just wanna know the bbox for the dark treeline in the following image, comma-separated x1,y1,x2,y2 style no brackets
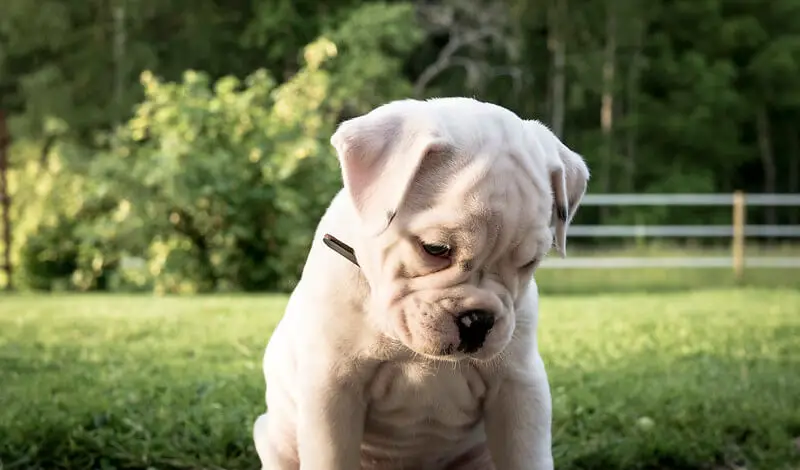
1,0,798,292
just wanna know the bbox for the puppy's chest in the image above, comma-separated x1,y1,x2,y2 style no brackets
366,360,488,433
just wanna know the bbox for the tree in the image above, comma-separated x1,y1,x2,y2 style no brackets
69,2,425,293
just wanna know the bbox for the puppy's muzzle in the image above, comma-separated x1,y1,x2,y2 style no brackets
456,309,495,354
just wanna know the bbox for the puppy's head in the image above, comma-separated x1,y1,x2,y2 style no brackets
331,98,589,361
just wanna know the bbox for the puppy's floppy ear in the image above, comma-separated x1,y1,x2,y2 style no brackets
524,120,590,257
549,141,589,257
330,102,450,235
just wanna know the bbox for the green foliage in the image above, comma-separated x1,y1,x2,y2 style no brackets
1,139,91,290
17,217,79,291
3,0,800,291
101,58,338,293
1,289,799,468
5,2,424,293
323,2,425,111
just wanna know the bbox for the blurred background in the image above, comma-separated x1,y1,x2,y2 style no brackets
0,0,798,469
1,0,799,294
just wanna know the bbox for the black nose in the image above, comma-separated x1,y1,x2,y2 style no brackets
456,309,495,354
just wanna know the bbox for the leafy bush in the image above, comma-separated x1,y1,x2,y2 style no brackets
39,2,424,294
18,218,79,291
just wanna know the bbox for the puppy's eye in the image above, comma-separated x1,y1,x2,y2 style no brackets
421,243,451,258
521,258,539,270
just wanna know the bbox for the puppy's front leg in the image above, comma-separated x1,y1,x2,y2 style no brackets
483,353,554,470
296,362,365,470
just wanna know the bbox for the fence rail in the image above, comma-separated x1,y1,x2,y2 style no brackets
541,192,800,276
567,225,800,237
542,257,800,269
578,193,800,206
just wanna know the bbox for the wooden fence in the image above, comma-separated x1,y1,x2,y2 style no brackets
541,192,800,280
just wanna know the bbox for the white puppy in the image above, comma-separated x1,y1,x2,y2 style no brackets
252,97,589,470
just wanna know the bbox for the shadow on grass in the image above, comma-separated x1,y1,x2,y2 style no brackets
0,338,265,470
546,351,800,470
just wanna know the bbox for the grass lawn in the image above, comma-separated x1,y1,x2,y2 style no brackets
1,284,799,469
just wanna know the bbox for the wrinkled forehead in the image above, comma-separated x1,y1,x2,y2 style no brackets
402,151,553,259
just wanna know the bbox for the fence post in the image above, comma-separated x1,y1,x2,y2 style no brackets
732,190,746,282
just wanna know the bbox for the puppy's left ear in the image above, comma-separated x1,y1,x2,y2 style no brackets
525,120,590,257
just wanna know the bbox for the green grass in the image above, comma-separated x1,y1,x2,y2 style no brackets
533,243,800,295
1,286,799,469
534,266,800,295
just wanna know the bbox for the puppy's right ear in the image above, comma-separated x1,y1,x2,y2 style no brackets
331,102,449,235
549,139,590,258
523,119,590,257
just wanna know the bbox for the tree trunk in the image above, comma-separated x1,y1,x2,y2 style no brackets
35,135,57,176
171,208,219,291
788,124,799,225
112,0,127,136
755,105,777,226
0,111,11,291
624,16,644,192
599,0,617,220
548,0,567,138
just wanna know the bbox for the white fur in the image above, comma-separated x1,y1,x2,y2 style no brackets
253,97,589,470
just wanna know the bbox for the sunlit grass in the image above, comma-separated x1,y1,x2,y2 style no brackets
535,242,800,294
1,286,799,469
